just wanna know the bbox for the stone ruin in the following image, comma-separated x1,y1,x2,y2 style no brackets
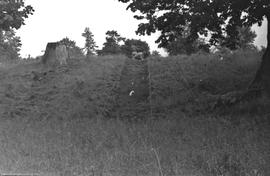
42,42,68,66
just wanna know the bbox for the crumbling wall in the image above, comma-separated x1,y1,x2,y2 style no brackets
42,42,68,65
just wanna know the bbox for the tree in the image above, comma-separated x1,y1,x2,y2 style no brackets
82,27,97,56
121,39,150,58
98,30,125,55
237,26,257,50
0,29,22,59
59,37,77,49
0,0,34,31
164,25,209,55
166,36,210,55
151,50,161,57
0,0,33,60
118,0,270,96
59,37,84,58
221,26,257,50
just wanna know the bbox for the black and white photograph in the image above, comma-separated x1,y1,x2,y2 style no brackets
0,0,269,175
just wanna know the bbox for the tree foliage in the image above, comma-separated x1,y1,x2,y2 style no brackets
98,30,125,55
236,26,257,50
151,50,161,57
82,27,97,56
165,26,210,55
118,0,269,49
59,37,77,49
166,36,210,55
0,29,21,59
0,0,34,31
221,26,257,50
59,37,84,58
121,39,150,58
0,0,33,60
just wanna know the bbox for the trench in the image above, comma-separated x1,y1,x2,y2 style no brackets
115,58,151,120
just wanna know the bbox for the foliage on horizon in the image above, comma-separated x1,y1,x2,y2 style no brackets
98,30,125,56
0,0,34,31
59,37,77,49
121,39,150,58
59,37,84,57
151,50,161,57
166,25,256,55
82,27,97,56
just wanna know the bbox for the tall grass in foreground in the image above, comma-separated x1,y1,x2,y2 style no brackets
0,115,269,176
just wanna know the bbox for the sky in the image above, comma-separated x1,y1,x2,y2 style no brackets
17,0,268,58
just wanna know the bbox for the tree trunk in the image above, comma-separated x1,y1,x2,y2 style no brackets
249,14,270,97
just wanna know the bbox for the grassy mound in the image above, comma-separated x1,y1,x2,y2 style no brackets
149,50,269,116
0,55,125,174
146,50,270,176
0,56,125,120
0,52,269,176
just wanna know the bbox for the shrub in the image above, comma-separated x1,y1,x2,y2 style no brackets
121,39,150,58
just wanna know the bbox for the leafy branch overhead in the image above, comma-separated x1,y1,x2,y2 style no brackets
0,0,34,31
118,0,269,48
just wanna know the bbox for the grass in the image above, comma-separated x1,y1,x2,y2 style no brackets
0,55,126,174
148,50,269,116
147,50,270,176
0,51,269,176
2,113,269,176
0,55,125,120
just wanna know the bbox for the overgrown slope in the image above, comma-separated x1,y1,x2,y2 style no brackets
149,50,269,116
0,56,126,174
0,56,125,120
0,52,269,176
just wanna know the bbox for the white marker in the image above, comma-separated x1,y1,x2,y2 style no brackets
129,90,135,96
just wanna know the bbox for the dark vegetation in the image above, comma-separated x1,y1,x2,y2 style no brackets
120,39,150,58
0,28,22,60
0,0,33,61
97,30,151,59
0,0,34,31
97,30,125,56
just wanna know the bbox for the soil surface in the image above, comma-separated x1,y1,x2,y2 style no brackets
116,58,150,120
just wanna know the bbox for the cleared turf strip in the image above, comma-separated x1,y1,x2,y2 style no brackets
116,58,150,120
